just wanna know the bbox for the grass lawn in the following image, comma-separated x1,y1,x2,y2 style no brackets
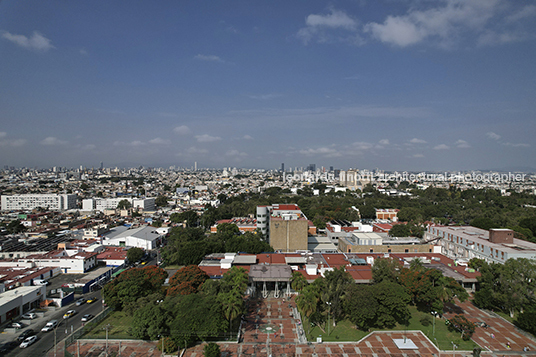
83,311,134,339
494,310,515,323
307,306,479,351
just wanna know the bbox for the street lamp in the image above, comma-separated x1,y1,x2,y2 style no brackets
326,302,332,336
451,341,457,357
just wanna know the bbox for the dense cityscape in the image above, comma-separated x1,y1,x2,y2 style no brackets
0,164,535,356
2,0,536,356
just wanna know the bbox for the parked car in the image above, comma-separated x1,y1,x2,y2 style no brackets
81,314,93,322
76,297,86,306
21,312,37,320
7,322,25,329
63,310,76,319
41,320,58,332
19,335,37,348
0,341,18,353
17,329,35,342
86,297,98,304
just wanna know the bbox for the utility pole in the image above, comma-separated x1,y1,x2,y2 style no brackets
326,302,332,336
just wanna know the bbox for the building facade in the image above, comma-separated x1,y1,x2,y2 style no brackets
425,226,536,264
1,194,77,211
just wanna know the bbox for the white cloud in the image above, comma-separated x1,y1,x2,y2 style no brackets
379,139,390,145
2,31,55,51
187,147,208,155
195,134,221,143
243,135,254,140
41,137,67,145
486,132,501,140
297,9,360,45
434,144,450,150
413,154,425,158
248,94,281,100
363,0,502,48
299,147,342,158
149,137,170,145
0,136,26,147
455,139,471,148
194,54,224,62
79,48,88,55
82,144,96,150
173,125,191,135
506,5,536,22
502,142,530,148
409,138,427,144
365,16,425,47
350,141,374,150
226,149,247,157
305,10,357,30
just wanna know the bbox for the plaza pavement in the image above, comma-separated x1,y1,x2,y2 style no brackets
62,297,536,357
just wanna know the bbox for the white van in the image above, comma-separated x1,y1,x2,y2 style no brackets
33,279,48,286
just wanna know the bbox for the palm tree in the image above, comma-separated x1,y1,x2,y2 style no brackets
296,286,319,335
291,271,308,292
220,291,243,337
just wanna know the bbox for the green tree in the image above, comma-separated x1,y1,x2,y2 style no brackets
204,342,221,357
219,290,243,337
167,265,209,296
6,220,26,234
117,199,132,210
447,315,475,340
322,266,353,325
170,210,199,227
389,224,411,237
169,293,226,348
103,265,167,310
371,258,400,284
127,247,144,263
296,284,320,334
129,303,167,340
155,195,169,207
373,281,411,328
344,284,378,330
220,267,249,294
290,271,308,292
514,306,536,335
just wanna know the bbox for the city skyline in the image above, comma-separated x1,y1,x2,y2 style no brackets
1,0,535,171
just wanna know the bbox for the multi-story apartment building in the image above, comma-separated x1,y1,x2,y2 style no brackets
1,194,77,211
82,197,155,212
425,225,536,264
256,204,310,252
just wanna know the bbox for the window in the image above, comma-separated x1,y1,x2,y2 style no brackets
405,249,409,253
387,249,391,253
369,249,374,253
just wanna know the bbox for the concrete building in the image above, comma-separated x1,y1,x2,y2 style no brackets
0,285,46,323
82,197,155,212
375,208,399,221
257,204,310,252
1,194,77,211
210,217,257,234
338,232,433,254
102,225,163,249
425,226,536,264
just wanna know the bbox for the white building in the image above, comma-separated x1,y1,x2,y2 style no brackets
82,197,155,212
425,226,536,264
18,250,98,274
0,285,46,322
102,225,163,249
1,194,77,211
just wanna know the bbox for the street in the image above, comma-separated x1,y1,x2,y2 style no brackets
2,290,104,357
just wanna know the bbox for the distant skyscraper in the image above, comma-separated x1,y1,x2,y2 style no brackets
100,162,104,170
281,163,284,172
308,164,316,172
330,166,334,172
194,162,197,171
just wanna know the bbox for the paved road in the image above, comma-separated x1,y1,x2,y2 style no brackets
3,290,104,357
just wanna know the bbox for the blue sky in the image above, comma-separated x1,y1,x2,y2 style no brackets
1,0,535,171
